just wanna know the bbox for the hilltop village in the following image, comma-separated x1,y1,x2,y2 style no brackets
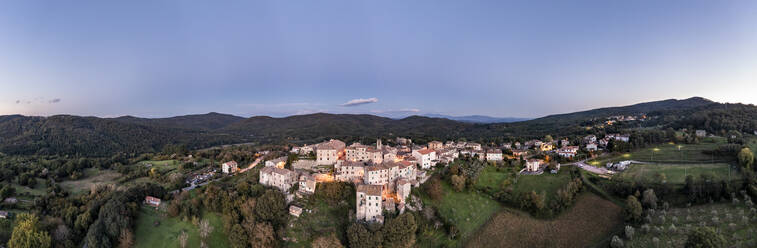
214,133,632,225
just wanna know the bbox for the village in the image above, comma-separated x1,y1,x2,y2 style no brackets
167,132,637,226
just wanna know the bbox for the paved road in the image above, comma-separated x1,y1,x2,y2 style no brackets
240,157,263,173
569,160,613,175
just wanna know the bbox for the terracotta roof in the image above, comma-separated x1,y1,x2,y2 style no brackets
417,148,435,155
357,184,383,196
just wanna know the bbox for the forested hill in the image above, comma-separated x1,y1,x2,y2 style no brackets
111,112,245,130
1,97,755,157
0,115,245,156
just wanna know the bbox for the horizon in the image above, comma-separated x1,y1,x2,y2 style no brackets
1,1,756,118
0,96,733,120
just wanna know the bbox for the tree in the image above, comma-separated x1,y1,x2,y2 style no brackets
382,213,418,248
610,235,624,248
178,231,189,248
199,219,214,241
250,222,276,248
8,213,52,248
450,175,465,192
684,227,725,248
738,147,754,170
118,229,134,248
312,234,344,248
624,195,643,223
255,190,287,226
347,223,382,248
642,189,658,209
424,177,443,201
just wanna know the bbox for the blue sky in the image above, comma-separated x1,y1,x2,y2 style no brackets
1,1,756,118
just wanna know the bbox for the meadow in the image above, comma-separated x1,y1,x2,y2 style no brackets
466,193,623,248
615,163,740,184
284,198,351,247
133,206,229,248
622,200,757,248
588,138,730,166
511,168,573,204
59,168,122,194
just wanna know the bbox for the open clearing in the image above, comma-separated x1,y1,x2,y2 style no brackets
285,198,351,247
589,139,730,166
59,168,122,194
511,168,573,204
615,163,739,184
419,182,502,247
134,206,229,248
466,193,623,248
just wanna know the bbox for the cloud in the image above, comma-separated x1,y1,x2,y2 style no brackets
15,100,20,104
341,98,378,107
49,98,61,104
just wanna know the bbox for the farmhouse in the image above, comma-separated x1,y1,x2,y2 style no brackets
356,184,384,223
316,139,346,165
260,167,298,192
695,130,707,137
221,161,239,174
525,159,543,172
298,174,317,195
289,205,303,217
144,196,161,207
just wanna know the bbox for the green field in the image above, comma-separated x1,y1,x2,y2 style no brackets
589,139,730,166
7,178,47,197
60,168,122,195
419,182,502,247
134,207,229,248
475,166,516,190
284,199,351,247
137,160,182,171
512,169,573,203
615,163,739,184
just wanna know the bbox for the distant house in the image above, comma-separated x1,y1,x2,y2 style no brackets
412,148,437,169
222,161,239,174
466,142,482,151
3,197,18,204
292,159,317,171
557,146,579,158
356,184,384,223
525,159,543,172
289,205,303,217
485,149,503,161
298,174,317,195
260,167,298,192
695,130,707,137
584,135,597,144
0,210,8,219
538,142,554,152
145,196,161,208
265,157,287,169
586,143,598,151
396,179,413,204
316,139,346,165
428,141,444,150
560,139,570,147
512,149,528,158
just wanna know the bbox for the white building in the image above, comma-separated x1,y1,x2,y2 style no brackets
298,174,317,195
428,141,444,150
316,139,346,165
265,157,287,168
695,130,707,137
345,143,383,163
466,142,482,151
356,184,384,223
584,135,597,144
525,159,543,172
260,167,298,192
412,148,437,169
586,143,598,151
557,146,579,158
396,179,413,204
335,161,367,182
485,149,503,161
222,161,238,174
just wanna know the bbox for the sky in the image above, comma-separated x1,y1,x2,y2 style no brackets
1,1,756,118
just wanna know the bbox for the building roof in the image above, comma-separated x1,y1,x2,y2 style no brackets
417,148,435,155
261,166,296,176
357,184,383,196
486,149,501,154
316,139,346,150
223,161,238,166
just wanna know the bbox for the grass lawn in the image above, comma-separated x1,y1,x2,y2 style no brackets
7,178,47,197
134,207,229,248
284,198,351,247
419,182,502,247
511,169,573,203
474,166,515,190
466,193,623,248
59,168,122,195
615,163,740,184
138,160,181,171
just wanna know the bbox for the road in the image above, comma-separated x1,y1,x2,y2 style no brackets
176,157,264,193
568,159,613,175
240,157,263,173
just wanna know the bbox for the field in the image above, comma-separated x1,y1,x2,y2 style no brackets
284,198,351,247
511,168,573,203
588,138,730,166
474,166,515,190
7,178,47,197
59,168,122,194
623,201,757,247
134,207,229,248
419,182,502,247
615,163,739,184
466,193,623,248
137,160,182,171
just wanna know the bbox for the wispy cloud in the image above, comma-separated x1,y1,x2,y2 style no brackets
49,98,61,104
341,98,378,107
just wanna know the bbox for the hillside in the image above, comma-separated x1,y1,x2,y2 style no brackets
111,112,244,130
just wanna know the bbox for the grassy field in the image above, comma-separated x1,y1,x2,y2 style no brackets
511,169,573,203
137,160,181,171
466,193,624,248
624,201,757,247
7,178,47,197
59,168,122,195
615,163,740,184
475,166,515,190
284,198,351,247
588,139,730,166
419,182,502,247
134,207,229,248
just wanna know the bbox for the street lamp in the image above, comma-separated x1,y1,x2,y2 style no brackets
652,148,660,161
